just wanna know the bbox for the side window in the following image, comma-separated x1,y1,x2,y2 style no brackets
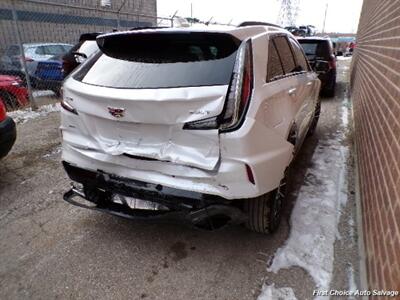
274,36,297,74
35,46,45,55
289,38,309,72
267,39,285,82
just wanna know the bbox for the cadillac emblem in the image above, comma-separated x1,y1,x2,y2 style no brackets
108,107,125,118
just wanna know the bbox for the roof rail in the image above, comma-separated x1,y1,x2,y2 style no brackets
238,21,282,28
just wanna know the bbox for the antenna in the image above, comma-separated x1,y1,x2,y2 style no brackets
277,0,300,27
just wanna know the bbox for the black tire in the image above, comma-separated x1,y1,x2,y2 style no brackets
307,100,321,137
244,175,287,234
0,92,18,111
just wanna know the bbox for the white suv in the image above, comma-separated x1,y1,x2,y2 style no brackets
61,24,321,233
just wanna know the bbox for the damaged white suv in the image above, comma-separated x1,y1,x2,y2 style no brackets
61,23,321,233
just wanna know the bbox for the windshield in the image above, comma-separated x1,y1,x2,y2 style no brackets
73,32,239,89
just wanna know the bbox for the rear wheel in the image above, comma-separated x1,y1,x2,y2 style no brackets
244,174,287,234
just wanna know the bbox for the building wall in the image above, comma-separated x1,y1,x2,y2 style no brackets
351,0,400,291
0,0,157,53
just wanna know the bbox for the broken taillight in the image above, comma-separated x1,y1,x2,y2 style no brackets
183,39,254,131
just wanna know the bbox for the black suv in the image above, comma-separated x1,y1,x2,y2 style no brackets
298,37,337,97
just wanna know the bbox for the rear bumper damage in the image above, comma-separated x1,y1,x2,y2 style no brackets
63,161,246,228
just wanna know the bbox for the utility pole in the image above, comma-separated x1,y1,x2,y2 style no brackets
322,2,328,34
117,0,129,30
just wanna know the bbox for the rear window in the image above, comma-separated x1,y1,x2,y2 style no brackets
73,32,240,89
299,40,331,60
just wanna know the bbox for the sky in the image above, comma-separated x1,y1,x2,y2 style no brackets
157,0,363,33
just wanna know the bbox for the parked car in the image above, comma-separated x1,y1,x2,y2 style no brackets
34,56,64,96
61,25,321,234
0,75,29,111
62,33,101,77
0,43,73,87
298,37,337,97
0,99,16,159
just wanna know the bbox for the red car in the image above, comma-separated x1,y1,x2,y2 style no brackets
0,75,29,111
0,99,16,159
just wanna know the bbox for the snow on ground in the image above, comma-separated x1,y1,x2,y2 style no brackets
336,56,352,61
257,284,298,300
347,263,357,300
267,134,349,293
265,101,350,298
8,103,60,124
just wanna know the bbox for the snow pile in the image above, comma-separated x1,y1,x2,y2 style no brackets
8,103,60,124
43,145,62,158
257,284,298,300
267,135,348,293
336,56,352,61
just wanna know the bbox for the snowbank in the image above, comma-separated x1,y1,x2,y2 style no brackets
265,101,350,298
8,103,60,124
258,284,297,300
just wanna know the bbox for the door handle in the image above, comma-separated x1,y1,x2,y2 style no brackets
306,81,313,86
288,88,297,96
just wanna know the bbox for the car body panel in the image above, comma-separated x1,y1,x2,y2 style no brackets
63,79,229,170
0,100,16,159
61,26,320,200
0,75,29,108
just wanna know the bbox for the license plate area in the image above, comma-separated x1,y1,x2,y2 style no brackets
111,194,169,211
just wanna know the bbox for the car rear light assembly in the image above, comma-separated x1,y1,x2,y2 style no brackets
329,57,337,70
61,96,78,115
0,100,7,121
183,39,254,131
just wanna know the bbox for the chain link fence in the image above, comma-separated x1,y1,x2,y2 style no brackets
0,0,170,111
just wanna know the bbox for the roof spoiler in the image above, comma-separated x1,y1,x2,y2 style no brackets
79,32,103,42
238,21,282,28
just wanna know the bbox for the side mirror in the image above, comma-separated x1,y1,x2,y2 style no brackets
314,60,329,73
72,52,87,64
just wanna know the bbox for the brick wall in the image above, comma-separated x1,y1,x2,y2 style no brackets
351,0,400,291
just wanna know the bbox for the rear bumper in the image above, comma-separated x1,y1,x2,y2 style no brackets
0,117,16,158
63,161,229,209
318,69,336,91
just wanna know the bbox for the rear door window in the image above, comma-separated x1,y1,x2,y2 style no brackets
289,38,309,72
267,39,285,82
273,36,297,74
74,32,239,89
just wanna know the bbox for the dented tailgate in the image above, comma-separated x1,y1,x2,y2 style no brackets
64,80,229,170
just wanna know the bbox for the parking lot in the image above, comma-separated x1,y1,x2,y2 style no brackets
0,59,360,299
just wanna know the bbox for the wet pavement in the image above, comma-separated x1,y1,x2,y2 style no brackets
0,59,360,300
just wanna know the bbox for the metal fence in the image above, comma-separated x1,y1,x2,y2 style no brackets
0,0,169,111
0,0,234,111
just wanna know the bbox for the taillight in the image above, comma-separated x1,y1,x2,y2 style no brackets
183,39,254,131
328,57,336,70
220,39,253,131
0,100,7,121
61,96,78,115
